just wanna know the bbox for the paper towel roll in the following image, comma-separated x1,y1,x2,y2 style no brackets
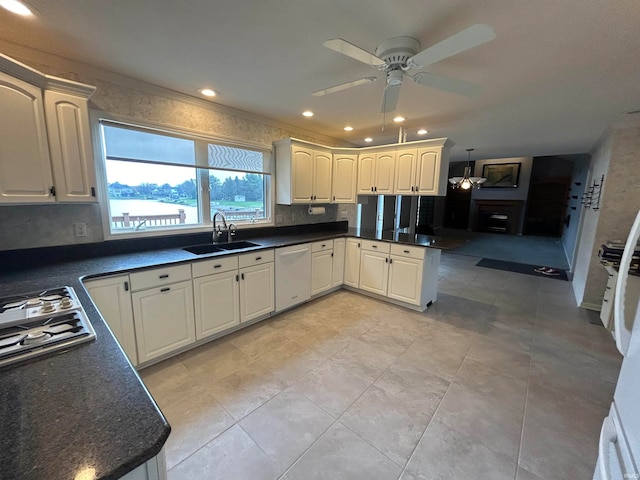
308,206,326,215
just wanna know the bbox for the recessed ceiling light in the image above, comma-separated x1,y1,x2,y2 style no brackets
417,129,428,135
0,0,33,15
198,88,218,97
364,137,373,143
344,126,354,132
393,116,405,123
302,110,314,117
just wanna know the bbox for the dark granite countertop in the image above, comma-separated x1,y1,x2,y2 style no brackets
0,221,448,480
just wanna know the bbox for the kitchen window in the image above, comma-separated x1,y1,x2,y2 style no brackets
98,120,272,236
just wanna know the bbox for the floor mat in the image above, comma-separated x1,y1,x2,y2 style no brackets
476,258,569,280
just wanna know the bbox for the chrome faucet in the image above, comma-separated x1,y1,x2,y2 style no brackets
212,211,228,243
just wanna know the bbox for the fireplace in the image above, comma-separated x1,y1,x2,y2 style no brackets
474,200,524,235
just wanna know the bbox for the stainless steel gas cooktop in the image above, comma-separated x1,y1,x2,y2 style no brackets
0,286,96,368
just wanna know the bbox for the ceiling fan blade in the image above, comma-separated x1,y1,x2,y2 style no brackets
323,38,386,67
408,24,496,68
312,76,377,96
380,84,400,113
413,72,482,96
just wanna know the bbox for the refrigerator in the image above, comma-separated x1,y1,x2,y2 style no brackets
594,208,640,479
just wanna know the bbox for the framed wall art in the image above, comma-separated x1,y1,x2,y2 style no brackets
481,163,521,188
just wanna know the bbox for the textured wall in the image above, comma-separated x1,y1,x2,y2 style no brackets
0,42,356,251
572,123,640,308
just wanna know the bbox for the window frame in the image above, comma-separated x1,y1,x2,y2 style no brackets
92,114,274,240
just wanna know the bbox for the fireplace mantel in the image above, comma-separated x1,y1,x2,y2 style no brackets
473,200,525,235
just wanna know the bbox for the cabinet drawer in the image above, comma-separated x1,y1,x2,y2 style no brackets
361,239,391,254
239,249,274,268
390,244,425,260
192,255,239,278
312,240,333,253
130,264,192,291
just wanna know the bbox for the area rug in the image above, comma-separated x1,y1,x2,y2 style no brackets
476,258,569,281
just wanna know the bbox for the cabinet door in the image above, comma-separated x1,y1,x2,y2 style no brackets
344,239,361,287
359,250,389,296
394,149,417,195
375,151,396,194
357,153,376,194
193,270,240,339
239,262,275,323
0,71,54,203
44,90,97,202
85,275,137,365
388,256,424,306
332,154,357,203
313,150,332,203
415,147,440,195
132,280,196,363
311,250,333,295
291,146,314,203
332,238,346,287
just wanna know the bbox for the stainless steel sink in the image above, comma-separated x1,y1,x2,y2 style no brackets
183,241,260,255
216,241,260,250
183,244,224,255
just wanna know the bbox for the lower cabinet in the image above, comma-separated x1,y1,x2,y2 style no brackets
311,241,334,296
239,250,275,323
344,238,361,287
84,274,138,366
192,255,240,339
355,240,440,310
131,280,196,364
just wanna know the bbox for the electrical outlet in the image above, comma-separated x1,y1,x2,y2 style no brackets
74,223,88,237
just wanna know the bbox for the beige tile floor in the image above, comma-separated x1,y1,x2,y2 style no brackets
140,252,622,480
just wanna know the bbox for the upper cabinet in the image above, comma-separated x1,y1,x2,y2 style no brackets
275,137,451,202
275,139,332,204
0,53,97,204
332,152,357,203
394,140,451,196
356,149,396,195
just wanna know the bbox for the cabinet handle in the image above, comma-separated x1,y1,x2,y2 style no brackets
374,186,377,192
411,186,414,192
160,287,170,293
214,264,222,269
124,281,129,291
372,245,378,248
256,256,262,261
159,274,169,279
236,274,239,281
91,187,96,197
389,258,393,264
403,250,410,254
311,195,313,200
321,244,326,247
371,187,374,192
331,252,334,257
416,185,419,190
385,257,388,263
49,186,56,196
603,299,609,302
241,273,245,280
333,195,336,201
357,243,360,248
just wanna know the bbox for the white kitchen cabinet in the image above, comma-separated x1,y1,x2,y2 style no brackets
192,256,240,339
393,141,451,196
387,252,424,306
311,241,334,296
332,153,357,203
44,90,97,202
358,240,391,296
0,54,97,204
332,238,346,287
357,150,395,194
275,139,332,204
0,70,54,203
84,274,138,366
344,238,361,287
131,266,195,364
415,144,450,196
239,250,275,323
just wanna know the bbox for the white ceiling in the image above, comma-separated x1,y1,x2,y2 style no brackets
2,0,640,161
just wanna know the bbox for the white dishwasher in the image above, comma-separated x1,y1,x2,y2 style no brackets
275,243,311,312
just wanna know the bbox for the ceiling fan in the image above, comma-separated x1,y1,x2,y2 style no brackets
313,24,496,113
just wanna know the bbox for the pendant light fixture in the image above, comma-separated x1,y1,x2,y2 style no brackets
448,148,486,190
